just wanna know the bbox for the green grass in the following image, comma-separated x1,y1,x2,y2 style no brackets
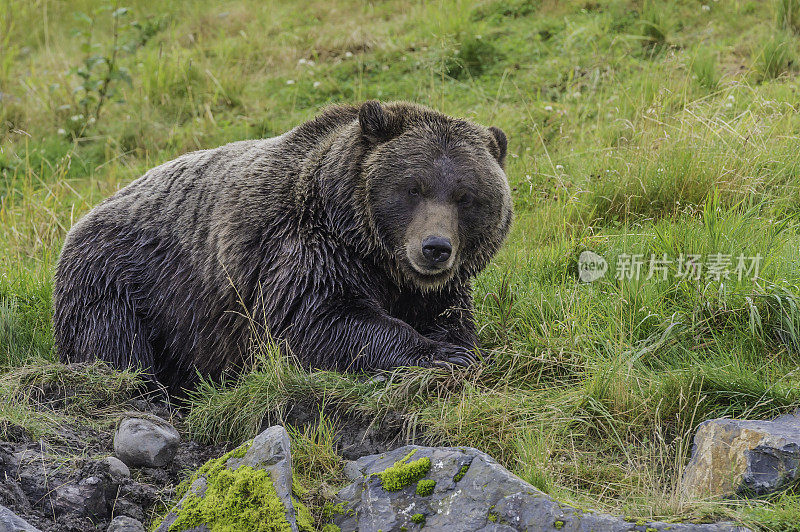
0,360,145,446
3,0,800,529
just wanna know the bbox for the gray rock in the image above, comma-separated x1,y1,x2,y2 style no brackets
114,416,180,468
681,412,800,497
52,476,108,518
0,504,41,532
111,498,144,522
154,425,300,532
334,445,748,532
103,457,131,480
107,515,145,532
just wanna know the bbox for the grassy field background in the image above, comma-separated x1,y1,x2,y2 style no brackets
3,0,800,528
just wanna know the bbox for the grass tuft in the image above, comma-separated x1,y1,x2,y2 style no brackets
753,33,796,82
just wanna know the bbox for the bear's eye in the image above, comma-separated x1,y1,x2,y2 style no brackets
458,193,474,207
408,186,421,197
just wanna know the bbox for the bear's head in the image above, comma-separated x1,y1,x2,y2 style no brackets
360,101,512,291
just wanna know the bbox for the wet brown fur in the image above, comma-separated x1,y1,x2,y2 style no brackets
53,101,512,393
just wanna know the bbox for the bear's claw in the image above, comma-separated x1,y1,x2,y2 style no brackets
429,344,478,368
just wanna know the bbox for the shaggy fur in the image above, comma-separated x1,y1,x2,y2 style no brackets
53,101,512,393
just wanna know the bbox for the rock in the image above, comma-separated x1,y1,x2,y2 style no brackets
107,515,145,532
114,416,180,468
0,447,30,514
103,457,131,480
0,504,41,532
334,445,748,532
52,476,109,518
682,412,800,497
111,498,145,523
153,426,304,532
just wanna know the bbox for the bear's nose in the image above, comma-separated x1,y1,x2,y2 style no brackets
421,236,452,264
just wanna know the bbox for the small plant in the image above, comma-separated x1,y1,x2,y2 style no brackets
453,463,470,482
446,33,502,79
67,4,159,137
777,0,800,32
691,47,719,90
638,1,669,55
415,479,436,496
376,450,432,491
753,33,796,82
411,513,426,525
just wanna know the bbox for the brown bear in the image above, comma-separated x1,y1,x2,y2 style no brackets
53,101,512,393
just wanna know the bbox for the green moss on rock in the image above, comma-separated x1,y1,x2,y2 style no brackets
453,463,469,482
416,479,436,496
554,520,564,529
322,501,352,519
293,496,314,532
376,450,431,492
321,525,341,532
175,442,252,501
169,465,291,532
411,513,425,525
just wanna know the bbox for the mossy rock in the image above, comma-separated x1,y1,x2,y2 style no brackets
154,426,306,532
331,445,745,532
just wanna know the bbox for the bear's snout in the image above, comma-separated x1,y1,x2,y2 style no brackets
421,236,452,264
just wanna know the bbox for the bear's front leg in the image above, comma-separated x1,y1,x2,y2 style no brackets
409,285,480,350
286,297,476,372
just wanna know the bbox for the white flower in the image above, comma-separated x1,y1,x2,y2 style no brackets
57,128,66,135
286,79,295,85
313,81,321,88
544,105,553,111
701,4,710,11
727,94,735,101
298,58,307,65
556,164,564,171
70,114,83,122
345,51,353,58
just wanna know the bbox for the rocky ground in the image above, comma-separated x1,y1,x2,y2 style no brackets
0,398,228,532
1,375,797,532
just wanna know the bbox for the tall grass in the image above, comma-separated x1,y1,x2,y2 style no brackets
2,0,800,527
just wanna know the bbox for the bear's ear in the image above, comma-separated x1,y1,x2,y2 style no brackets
359,100,392,144
488,126,507,167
